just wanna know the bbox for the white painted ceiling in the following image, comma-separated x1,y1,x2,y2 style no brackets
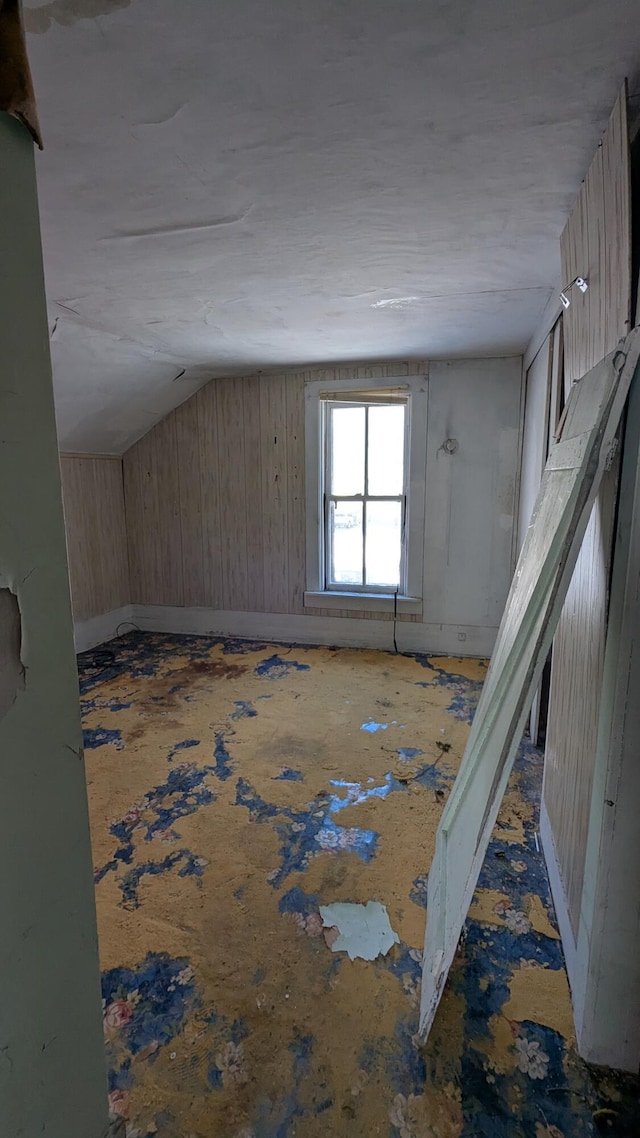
25,0,640,454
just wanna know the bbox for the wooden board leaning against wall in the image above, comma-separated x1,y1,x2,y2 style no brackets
518,318,564,745
419,331,640,1043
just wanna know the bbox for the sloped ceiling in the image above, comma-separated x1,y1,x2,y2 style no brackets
24,0,640,453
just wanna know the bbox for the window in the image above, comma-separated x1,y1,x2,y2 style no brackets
304,375,427,613
325,398,407,590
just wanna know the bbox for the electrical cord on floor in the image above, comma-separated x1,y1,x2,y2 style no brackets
116,620,141,639
85,646,117,685
82,622,142,683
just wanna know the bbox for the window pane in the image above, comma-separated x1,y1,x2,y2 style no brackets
367,405,405,496
331,406,365,495
365,500,402,587
330,500,363,585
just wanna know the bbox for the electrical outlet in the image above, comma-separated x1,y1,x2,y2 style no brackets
458,632,467,642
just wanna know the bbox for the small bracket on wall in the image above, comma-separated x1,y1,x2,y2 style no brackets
560,276,589,309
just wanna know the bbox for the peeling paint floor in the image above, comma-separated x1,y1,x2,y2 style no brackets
80,633,639,1138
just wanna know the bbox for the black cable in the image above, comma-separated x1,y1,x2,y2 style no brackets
393,587,399,654
116,620,141,638
80,623,141,684
83,646,117,685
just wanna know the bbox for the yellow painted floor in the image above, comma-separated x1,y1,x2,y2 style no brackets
80,633,637,1138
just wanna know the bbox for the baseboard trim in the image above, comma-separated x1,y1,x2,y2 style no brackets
539,798,579,1004
128,604,498,657
74,605,134,654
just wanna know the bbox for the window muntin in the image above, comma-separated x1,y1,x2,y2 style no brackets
324,400,408,591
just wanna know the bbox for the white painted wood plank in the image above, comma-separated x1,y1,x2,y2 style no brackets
217,377,250,609
260,377,290,612
528,320,562,746
570,371,640,1069
243,376,266,612
419,329,640,1042
61,455,130,621
517,336,552,554
539,798,578,991
174,396,205,606
197,383,224,608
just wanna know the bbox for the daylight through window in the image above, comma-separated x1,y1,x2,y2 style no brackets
324,398,407,590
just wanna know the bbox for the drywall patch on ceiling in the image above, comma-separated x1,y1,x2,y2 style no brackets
0,588,26,721
24,0,131,35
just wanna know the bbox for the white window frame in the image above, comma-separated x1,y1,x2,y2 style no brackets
304,374,427,614
323,398,409,593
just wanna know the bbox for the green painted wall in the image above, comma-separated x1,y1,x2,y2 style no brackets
0,113,107,1136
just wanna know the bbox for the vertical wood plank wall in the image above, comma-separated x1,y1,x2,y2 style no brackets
123,363,428,617
544,85,632,935
122,358,522,636
60,455,130,622
59,356,521,642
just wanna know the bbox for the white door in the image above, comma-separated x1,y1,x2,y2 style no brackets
419,329,640,1041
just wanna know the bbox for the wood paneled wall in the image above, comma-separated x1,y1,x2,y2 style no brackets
561,84,632,384
60,455,130,621
544,84,632,934
123,363,428,618
60,357,521,645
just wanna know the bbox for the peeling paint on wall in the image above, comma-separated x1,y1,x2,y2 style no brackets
0,588,25,720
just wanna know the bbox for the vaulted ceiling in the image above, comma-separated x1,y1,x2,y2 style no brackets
24,0,640,453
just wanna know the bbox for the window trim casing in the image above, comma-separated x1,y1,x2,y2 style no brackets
304,374,427,613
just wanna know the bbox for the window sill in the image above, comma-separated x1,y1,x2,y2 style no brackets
304,591,422,615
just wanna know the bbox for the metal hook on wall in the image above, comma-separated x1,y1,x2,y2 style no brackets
560,276,589,309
